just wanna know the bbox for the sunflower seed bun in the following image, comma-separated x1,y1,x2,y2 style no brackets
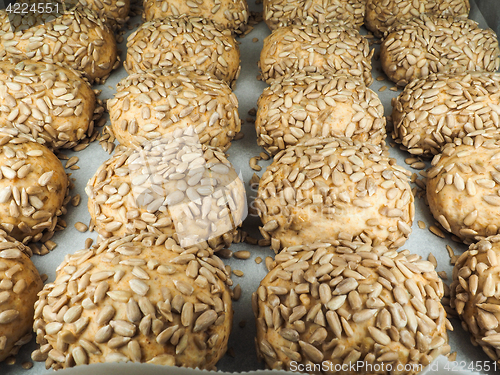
0,129,69,244
365,0,470,38
143,0,249,35
86,128,247,250
32,234,233,369
0,0,119,83
124,16,240,87
0,59,100,150
263,0,365,31
255,138,414,252
259,22,373,85
392,72,500,157
80,0,130,29
0,241,43,362
451,235,500,364
254,242,451,373
380,14,500,87
109,69,241,152
256,72,385,156
427,130,500,244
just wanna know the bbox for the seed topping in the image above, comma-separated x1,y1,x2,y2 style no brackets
32,235,233,370
86,127,246,251
109,68,241,153
393,72,500,157
256,73,386,156
0,130,69,244
143,0,249,34
260,22,374,85
254,243,450,371
427,132,500,244
0,4,119,83
256,137,414,252
125,16,241,87
381,14,500,86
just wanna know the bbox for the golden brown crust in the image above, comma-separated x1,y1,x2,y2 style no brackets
0,2,118,83
255,138,414,252
380,14,500,86
260,23,373,85
143,0,249,34
254,243,450,373
109,69,241,152
0,243,43,362
0,59,97,150
0,130,69,243
365,0,470,38
33,235,233,369
124,17,240,87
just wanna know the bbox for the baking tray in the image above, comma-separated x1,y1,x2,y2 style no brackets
0,0,499,374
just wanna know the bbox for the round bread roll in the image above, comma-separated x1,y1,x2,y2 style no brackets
79,0,130,29
427,132,500,244
263,0,365,31
380,14,500,87
0,59,99,150
254,243,451,373
256,73,386,156
124,16,240,87
451,235,500,363
393,72,500,157
143,0,249,35
365,0,470,38
260,22,373,85
0,241,43,362
0,129,69,244
109,69,241,152
255,138,414,252
86,128,247,250
32,234,233,370
0,1,119,83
